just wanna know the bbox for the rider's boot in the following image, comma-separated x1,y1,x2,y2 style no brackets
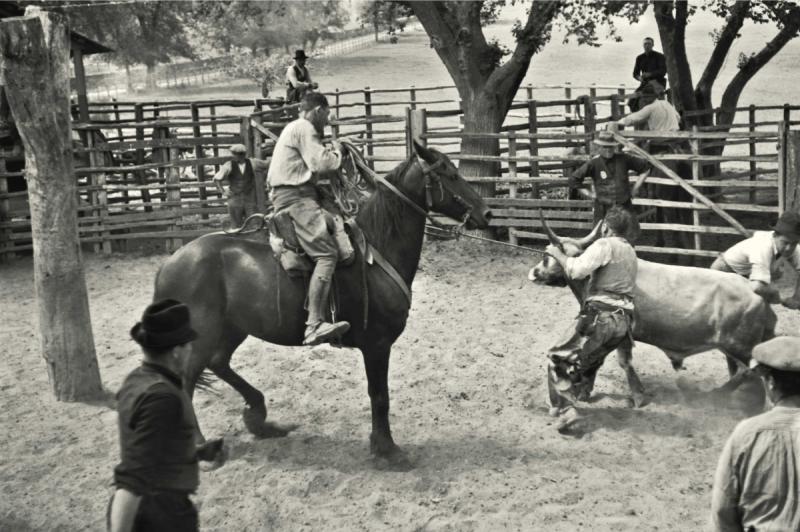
303,257,350,346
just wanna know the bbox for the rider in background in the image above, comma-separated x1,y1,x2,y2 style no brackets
267,92,349,346
632,37,667,93
285,50,318,105
613,84,682,153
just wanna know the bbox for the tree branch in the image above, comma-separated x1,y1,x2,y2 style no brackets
486,1,559,111
719,13,800,123
696,0,750,95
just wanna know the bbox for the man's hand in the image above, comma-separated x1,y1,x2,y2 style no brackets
196,438,226,463
331,139,343,154
311,82,319,89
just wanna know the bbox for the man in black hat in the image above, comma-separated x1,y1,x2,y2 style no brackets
710,336,800,531
285,49,318,104
108,299,225,532
710,211,800,308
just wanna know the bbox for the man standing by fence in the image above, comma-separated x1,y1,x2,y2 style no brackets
213,144,269,228
569,131,651,224
285,50,318,104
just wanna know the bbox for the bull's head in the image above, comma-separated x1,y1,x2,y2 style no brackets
528,216,603,286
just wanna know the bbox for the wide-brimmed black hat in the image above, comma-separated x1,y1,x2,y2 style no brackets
294,49,308,60
774,211,800,241
130,299,197,349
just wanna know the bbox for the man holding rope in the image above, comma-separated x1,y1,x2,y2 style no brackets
267,91,349,346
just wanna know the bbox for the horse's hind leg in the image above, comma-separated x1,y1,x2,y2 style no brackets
206,326,292,439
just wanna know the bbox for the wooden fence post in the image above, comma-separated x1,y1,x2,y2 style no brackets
210,105,221,189
581,96,595,151
364,86,374,170
134,103,152,211
191,103,207,219
748,105,757,204
610,94,622,121
527,99,539,183
563,82,572,116
782,125,800,214
589,84,597,117
166,145,182,252
784,103,791,128
407,108,428,154
410,85,417,110
0,9,103,400
690,126,702,251
332,88,340,139
251,114,267,213
86,131,111,254
507,130,519,245
0,161,13,262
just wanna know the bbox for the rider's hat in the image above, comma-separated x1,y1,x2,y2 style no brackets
294,49,308,60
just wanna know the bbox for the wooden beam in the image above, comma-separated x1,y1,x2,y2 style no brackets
608,131,751,237
0,9,103,400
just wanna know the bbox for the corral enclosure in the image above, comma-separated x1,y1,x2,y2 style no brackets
0,80,796,262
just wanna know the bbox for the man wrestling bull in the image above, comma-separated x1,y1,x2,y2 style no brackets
543,206,639,434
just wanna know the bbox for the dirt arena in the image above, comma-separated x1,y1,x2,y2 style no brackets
2,239,798,531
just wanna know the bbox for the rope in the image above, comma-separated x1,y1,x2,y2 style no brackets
424,226,549,256
329,139,376,217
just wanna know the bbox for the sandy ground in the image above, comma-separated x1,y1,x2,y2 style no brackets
2,239,799,531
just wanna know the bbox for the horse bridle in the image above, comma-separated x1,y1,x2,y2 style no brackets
375,153,473,231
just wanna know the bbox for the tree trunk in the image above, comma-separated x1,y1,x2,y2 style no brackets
124,62,134,92
0,10,104,401
145,63,157,89
459,91,503,197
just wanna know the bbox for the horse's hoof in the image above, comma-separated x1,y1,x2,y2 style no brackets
372,447,413,472
242,405,267,435
252,421,299,439
629,392,649,408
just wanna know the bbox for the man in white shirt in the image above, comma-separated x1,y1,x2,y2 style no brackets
710,336,800,532
285,50,318,104
711,211,800,308
616,83,681,134
268,92,347,346
213,144,269,228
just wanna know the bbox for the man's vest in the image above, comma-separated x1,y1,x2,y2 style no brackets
587,237,637,302
229,159,255,196
115,365,199,493
286,65,310,103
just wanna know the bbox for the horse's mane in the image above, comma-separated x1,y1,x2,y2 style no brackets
356,156,417,246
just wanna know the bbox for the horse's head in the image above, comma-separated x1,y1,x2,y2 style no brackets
528,218,602,286
409,140,491,230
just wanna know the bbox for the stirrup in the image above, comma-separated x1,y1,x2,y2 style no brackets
303,321,350,346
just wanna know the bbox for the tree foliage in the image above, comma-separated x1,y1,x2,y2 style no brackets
359,0,413,41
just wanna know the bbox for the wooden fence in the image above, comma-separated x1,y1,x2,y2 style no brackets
0,85,796,262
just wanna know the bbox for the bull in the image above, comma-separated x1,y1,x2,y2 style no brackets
529,220,777,407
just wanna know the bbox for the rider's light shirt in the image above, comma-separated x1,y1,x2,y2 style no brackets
619,100,680,131
267,118,342,188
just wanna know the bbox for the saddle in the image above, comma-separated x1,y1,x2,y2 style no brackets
268,209,358,277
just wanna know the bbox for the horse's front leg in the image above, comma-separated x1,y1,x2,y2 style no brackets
360,343,412,470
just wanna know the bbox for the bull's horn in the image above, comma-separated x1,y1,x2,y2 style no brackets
539,210,564,252
576,220,603,249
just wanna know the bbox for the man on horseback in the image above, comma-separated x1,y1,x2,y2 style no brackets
267,91,349,346
285,50,318,105
543,206,640,434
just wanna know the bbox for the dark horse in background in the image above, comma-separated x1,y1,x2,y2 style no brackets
153,141,491,469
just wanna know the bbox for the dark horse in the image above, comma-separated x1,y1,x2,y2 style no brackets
152,141,491,468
